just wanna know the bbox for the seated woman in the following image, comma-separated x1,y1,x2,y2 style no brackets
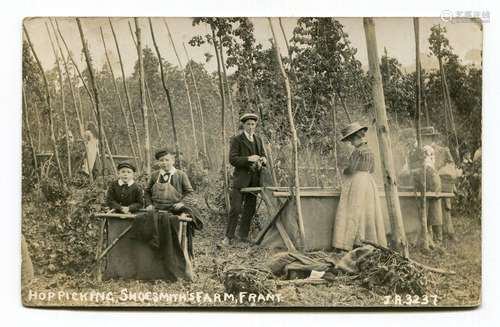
332,122,387,251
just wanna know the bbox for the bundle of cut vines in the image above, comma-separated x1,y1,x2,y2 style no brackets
223,264,276,296
356,246,433,296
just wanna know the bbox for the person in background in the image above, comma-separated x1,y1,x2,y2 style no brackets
332,122,387,251
224,113,267,246
421,127,458,241
81,122,99,177
106,162,143,213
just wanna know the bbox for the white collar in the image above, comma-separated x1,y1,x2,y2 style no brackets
118,179,135,186
243,131,255,142
159,167,177,176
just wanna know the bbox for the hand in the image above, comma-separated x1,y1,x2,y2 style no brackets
121,206,130,214
248,155,260,162
146,204,155,211
260,157,267,165
173,202,184,210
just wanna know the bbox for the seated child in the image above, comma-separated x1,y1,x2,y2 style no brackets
144,148,197,214
106,162,143,213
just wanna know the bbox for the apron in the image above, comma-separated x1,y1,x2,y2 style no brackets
150,172,193,278
151,172,183,207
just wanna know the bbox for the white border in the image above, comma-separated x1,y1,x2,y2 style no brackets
2,0,498,326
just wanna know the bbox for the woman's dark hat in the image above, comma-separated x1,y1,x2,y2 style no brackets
117,162,136,172
240,113,259,123
340,122,368,141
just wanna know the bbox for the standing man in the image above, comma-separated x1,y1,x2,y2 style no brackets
223,113,267,245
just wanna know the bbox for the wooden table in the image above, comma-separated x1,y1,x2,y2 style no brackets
92,210,192,281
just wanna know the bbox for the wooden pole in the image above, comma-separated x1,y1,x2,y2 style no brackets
134,18,151,174
99,27,140,169
49,19,84,139
363,18,408,256
420,63,431,126
33,101,42,151
182,42,209,165
23,24,65,186
414,18,430,251
218,36,237,133
441,64,460,158
163,18,199,159
126,21,164,145
108,18,143,164
22,82,40,183
437,57,451,146
212,26,231,217
46,22,72,178
148,18,182,168
56,19,116,176
54,19,95,108
268,18,306,251
278,17,308,117
145,79,162,141
335,89,352,123
76,18,106,181
329,95,342,188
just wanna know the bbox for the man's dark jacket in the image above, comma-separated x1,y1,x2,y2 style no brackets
229,132,266,189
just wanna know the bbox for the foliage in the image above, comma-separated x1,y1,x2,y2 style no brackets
356,245,434,296
380,50,416,128
22,183,105,275
454,155,481,218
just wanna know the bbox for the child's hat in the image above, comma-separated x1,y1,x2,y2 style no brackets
240,113,259,123
117,162,136,172
340,122,368,141
155,148,175,160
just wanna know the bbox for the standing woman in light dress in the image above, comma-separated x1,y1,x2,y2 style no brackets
332,122,387,251
81,122,99,177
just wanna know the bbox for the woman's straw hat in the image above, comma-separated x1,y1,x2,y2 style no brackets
340,122,368,141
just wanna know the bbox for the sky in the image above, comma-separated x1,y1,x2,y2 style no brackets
23,17,483,78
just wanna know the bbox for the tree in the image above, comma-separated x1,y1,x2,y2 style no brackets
290,18,364,126
380,50,416,128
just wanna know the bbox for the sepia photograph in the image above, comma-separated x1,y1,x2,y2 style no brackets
20,16,482,308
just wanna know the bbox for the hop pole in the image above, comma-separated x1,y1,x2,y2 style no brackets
23,24,65,186
363,18,408,257
76,18,106,181
268,18,306,251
